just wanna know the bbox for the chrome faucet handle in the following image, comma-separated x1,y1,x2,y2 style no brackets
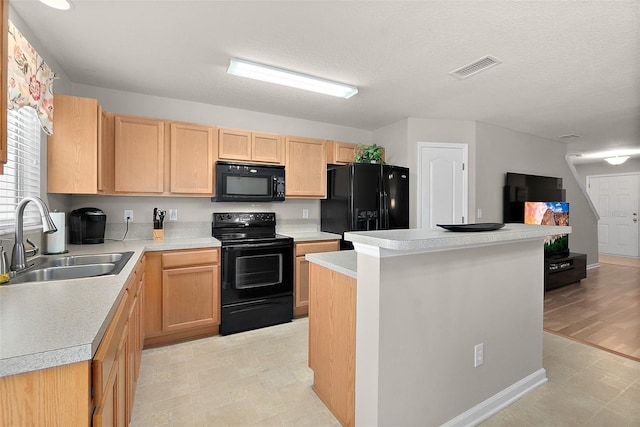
25,238,39,257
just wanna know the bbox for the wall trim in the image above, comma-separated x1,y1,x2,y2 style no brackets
440,368,547,427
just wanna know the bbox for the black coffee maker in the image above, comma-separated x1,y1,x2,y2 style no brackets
69,208,106,244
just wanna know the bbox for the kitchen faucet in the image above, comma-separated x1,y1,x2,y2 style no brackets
10,197,57,272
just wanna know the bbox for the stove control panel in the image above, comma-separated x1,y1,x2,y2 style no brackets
213,212,276,227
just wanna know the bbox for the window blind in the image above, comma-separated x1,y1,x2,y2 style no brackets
0,107,42,232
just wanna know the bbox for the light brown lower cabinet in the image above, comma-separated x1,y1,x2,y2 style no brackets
308,262,356,427
93,256,145,427
0,256,145,427
144,248,220,347
294,240,340,317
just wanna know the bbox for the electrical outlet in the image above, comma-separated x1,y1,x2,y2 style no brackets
124,209,133,222
477,208,483,219
474,343,484,367
169,208,178,221
302,209,309,219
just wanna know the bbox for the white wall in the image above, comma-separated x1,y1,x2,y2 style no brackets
373,118,477,228
476,122,599,264
574,158,640,184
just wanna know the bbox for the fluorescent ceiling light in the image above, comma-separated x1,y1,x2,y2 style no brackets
39,0,71,10
604,156,630,165
227,58,358,99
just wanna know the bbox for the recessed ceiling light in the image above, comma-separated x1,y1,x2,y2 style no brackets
227,58,358,99
39,0,71,10
604,156,630,165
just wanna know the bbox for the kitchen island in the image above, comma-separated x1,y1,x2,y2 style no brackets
306,224,570,427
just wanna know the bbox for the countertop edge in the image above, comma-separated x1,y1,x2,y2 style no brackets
306,250,357,279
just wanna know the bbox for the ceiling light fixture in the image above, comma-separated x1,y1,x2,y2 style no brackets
39,0,71,10
604,156,630,165
227,58,358,99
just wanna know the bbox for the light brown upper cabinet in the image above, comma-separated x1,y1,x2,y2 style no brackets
218,127,283,164
0,0,8,174
285,136,327,198
48,95,111,194
114,114,164,193
170,122,217,194
326,140,357,165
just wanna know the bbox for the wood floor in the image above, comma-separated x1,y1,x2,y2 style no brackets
544,259,640,362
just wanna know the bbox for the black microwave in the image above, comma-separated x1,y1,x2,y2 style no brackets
214,161,286,202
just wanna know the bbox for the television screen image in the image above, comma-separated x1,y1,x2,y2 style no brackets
524,201,569,257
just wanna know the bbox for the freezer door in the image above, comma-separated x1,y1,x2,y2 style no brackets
383,165,410,229
350,163,383,231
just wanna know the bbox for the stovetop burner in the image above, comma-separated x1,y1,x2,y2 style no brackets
212,212,292,245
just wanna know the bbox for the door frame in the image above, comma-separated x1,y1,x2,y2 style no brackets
586,171,640,257
416,142,469,229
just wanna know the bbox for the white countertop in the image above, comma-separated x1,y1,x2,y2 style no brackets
305,250,357,279
0,237,221,378
345,224,571,256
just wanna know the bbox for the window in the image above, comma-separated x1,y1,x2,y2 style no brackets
0,107,42,232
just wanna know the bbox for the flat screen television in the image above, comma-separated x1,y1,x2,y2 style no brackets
524,201,569,258
504,173,565,223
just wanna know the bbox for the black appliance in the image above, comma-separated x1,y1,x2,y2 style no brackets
321,163,410,249
214,161,286,202
212,212,293,335
69,207,106,244
503,172,566,223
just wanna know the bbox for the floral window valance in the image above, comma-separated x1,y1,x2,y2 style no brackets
7,20,57,135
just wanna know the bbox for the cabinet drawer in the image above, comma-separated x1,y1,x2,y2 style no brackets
92,291,129,405
295,240,340,257
161,249,219,269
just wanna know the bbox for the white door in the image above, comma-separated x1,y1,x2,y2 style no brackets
417,142,468,229
587,174,639,257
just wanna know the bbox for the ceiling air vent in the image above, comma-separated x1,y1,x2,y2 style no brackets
559,134,581,140
450,55,502,79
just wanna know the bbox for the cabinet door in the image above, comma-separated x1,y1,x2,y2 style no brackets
93,321,127,427
170,122,215,194
334,142,357,164
218,127,251,161
47,95,100,194
114,115,164,193
295,256,310,310
285,136,327,198
162,264,220,332
252,132,283,164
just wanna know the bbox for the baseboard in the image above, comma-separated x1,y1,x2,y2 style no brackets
587,262,600,270
440,368,547,427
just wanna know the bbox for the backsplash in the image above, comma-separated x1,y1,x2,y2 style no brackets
73,196,321,241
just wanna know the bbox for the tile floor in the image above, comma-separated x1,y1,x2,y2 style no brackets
131,319,640,427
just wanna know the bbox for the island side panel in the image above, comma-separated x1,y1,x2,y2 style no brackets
356,239,545,426
308,263,357,427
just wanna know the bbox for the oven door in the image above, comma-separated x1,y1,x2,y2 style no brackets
221,240,293,305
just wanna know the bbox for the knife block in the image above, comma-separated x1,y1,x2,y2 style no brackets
152,229,164,240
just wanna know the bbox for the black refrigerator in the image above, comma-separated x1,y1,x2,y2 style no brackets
321,163,409,249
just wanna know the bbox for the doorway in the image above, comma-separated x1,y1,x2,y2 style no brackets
587,173,639,257
417,142,468,229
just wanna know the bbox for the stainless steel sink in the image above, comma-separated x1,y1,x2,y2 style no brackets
8,251,134,284
50,253,125,266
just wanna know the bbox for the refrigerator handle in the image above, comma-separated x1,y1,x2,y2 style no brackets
381,191,389,229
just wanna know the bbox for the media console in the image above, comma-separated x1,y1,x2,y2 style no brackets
544,252,586,291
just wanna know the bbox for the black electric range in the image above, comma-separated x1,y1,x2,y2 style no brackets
212,212,293,335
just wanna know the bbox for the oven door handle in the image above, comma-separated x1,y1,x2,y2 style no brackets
223,242,291,250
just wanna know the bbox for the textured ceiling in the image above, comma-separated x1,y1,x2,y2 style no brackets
10,0,640,163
